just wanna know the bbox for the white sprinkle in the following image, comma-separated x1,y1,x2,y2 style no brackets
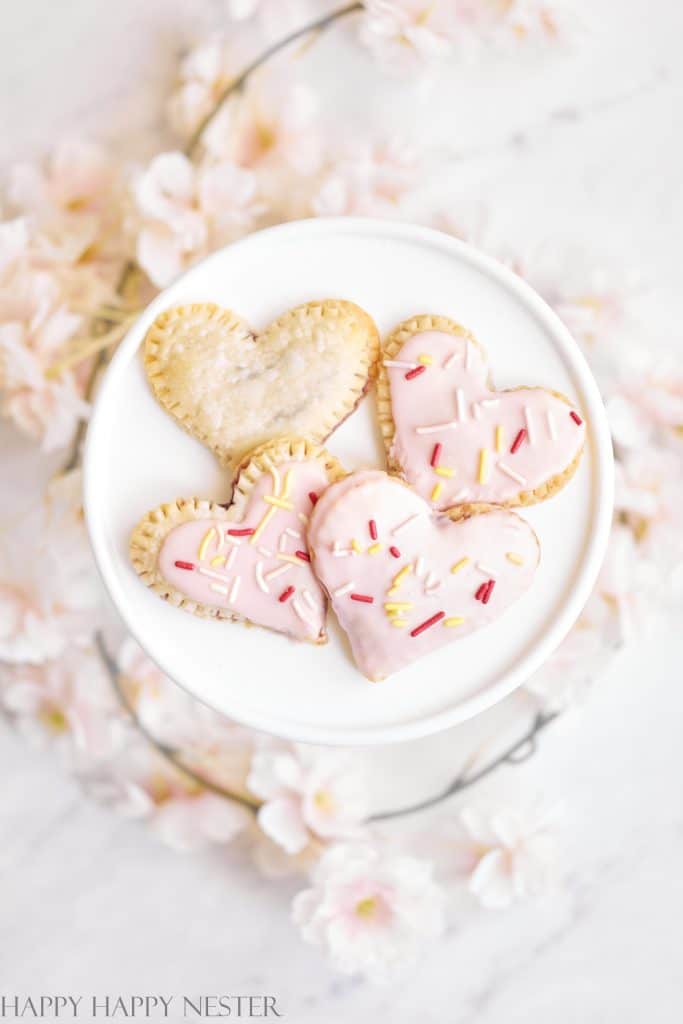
498,462,527,485
302,589,316,611
265,563,292,582
224,533,241,546
414,556,425,578
269,465,281,496
278,532,288,552
255,562,269,594
451,488,470,503
443,351,459,369
292,598,314,626
476,562,497,577
228,576,241,604
332,548,353,557
524,406,535,445
415,420,458,435
472,403,482,420
546,409,557,440
392,513,419,536
214,531,224,554
425,580,442,594
465,340,473,369
225,545,237,570
209,583,228,596
285,528,302,539
333,581,355,597
198,566,230,583
456,388,467,422
424,571,438,589
384,359,419,370
257,546,273,558
298,513,309,525
480,398,500,408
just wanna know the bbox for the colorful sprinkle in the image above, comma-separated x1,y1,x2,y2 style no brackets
308,491,319,506
350,593,374,603
510,428,527,454
410,611,445,637
391,620,409,628
430,443,442,468
228,576,241,604
416,420,458,435
498,462,527,485
456,388,467,422
211,554,226,567
282,470,293,498
418,353,433,365
431,482,443,502
367,543,382,555
450,557,470,574
443,617,465,627
278,585,295,603
405,365,427,381
255,562,269,594
495,424,504,452
264,495,294,511
269,465,281,494
391,513,419,536
524,407,535,445
333,581,355,597
227,528,254,537
506,552,524,565
277,553,309,566
250,506,276,543
475,582,488,601
368,519,378,540
546,410,557,440
482,579,496,604
295,550,310,563
392,565,412,587
351,538,363,554
570,410,583,425
477,448,490,485
389,546,401,559
384,602,413,611
265,564,291,581
198,527,216,561
434,466,454,478
174,560,194,571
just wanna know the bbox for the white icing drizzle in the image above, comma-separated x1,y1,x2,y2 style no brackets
497,462,527,485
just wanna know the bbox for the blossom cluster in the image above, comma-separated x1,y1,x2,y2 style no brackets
1,0,681,984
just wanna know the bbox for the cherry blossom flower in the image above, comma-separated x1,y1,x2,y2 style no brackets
247,746,368,855
132,151,262,287
167,37,240,142
224,79,322,176
359,1,457,68
8,139,115,218
152,790,251,853
292,843,445,981
454,802,559,908
225,0,316,37
311,139,419,217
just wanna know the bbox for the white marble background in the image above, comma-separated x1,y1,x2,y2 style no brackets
1,1,682,1020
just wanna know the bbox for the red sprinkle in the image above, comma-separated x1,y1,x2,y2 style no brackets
475,582,488,601
389,546,401,559
410,611,445,637
405,365,426,381
482,579,496,605
308,491,319,506
227,528,254,537
430,442,442,468
510,428,527,454
174,560,194,571
295,550,311,562
369,519,378,540
279,586,295,603
350,593,374,603
570,411,583,425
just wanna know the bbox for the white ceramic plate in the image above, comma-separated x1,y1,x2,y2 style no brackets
84,218,613,746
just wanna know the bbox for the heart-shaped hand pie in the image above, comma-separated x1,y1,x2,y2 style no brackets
144,299,379,468
308,470,540,680
377,315,586,510
130,439,345,643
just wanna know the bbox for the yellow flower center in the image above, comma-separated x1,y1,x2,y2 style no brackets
313,789,333,811
40,706,69,734
355,897,377,918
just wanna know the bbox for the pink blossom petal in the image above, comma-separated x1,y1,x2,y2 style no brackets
257,797,309,854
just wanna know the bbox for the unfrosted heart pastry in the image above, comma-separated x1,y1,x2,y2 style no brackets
130,439,345,644
308,470,540,681
377,315,586,511
144,299,379,467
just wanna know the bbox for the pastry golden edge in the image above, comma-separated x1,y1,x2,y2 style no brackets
129,437,347,643
308,472,542,682
376,314,585,511
143,299,381,467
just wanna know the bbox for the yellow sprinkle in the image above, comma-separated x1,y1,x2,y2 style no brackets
392,565,412,588
391,619,409,628
351,538,363,554
478,448,490,484
450,557,470,574
387,586,399,597
443,617,465,628
431,482,443,502
250,506,276,543
277,553,309,566
384,602,413,611
198,527,216,561
367,542,382,555
264,495,294,510
417,353,433,365
210,554,226,567
495,425,504,453
434,466,454,478
506,551,524,565
282,469,293,498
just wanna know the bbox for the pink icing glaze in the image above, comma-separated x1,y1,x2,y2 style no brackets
308,470,540,680
386,330,586,508
158,460,329,642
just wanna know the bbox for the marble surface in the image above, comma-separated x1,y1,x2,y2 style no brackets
2,0,682,1019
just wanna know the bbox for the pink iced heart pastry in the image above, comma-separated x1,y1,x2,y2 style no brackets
377,315,586,510
308,470,540,680
130,439,344,644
